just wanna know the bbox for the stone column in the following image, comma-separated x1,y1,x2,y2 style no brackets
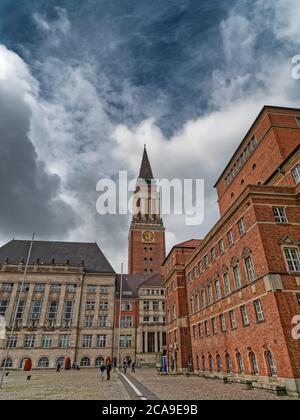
56,285,67,328
39,284,51,328
23,284,35,326
155,330,158,354
6,283,19,326
72,283,82,329
145,328,148,353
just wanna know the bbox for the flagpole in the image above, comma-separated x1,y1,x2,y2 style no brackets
0,233,35,390
117,263,123,370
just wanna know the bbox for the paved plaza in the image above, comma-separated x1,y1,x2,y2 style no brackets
0,368,297,400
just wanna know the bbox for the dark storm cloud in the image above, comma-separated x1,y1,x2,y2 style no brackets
0,79,80,239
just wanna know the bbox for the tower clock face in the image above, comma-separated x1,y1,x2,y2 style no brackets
142,231,155,243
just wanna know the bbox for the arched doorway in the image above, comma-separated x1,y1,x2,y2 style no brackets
265,351,277,377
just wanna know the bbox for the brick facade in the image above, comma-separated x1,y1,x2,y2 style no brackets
163,106,300,397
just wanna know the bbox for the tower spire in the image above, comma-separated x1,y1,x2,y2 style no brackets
138,145,154,180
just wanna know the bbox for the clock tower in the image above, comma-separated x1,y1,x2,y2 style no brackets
128,146,166,275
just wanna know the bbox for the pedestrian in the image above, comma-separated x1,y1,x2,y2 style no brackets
132,362,136,373
123,359,127,374
106,360,112,381
56,363,61,373
100,362,106,382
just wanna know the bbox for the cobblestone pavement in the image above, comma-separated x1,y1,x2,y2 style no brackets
127,369,296,400
0,369,127,400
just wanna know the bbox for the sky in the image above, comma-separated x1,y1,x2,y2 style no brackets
0,0,300,272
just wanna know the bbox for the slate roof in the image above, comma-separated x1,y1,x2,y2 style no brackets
115,273,164,298
0,240,115,274
138,146,154,180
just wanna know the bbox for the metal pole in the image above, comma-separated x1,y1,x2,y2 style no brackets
117,263,123,370
0,233,35,389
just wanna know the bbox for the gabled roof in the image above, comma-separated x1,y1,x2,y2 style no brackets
139,146,154,180
0,240,115,274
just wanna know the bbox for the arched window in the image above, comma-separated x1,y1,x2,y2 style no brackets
249,352,259,376
95,356,104,367
1,358,13,369
56,357,65,367
38,357,49,368
236,352,245,374
225,353,232,374
80,357,91,367
208,354,214,372
265,351,277,377
216,354,223,373
202,355,206,371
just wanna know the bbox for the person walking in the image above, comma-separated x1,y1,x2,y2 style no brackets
56,363,61,373
132,362,136,373
100,362,106,382
106,360,112,381
123,359,127,374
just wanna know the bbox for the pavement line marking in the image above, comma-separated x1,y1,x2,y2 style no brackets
119,372,147,400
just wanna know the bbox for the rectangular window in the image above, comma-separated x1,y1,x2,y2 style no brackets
98,316,108,328
207,284,213,305
87,285,97,294
204,255,209,269
296,294,300,306
82,335,93,348
296,117,300,127
50,284,61,293
227,230,235,247
292,164,300,184
47,301,58,320
96,335,107,348
212,317,217,334
121,302,133,311
99,302,109,311
205,320,210,336
66,284,76,293
1,283,13,292
62,301,73,322
121,316,133,328
153,301,159,311
273,207,288,223
199,323,203,338
143,316,150,323
59,334,70,348
24,335,35,349
254,299,265,322
193,325,197,338
215,280,221,301
233,265,242,289
29,300,42,321
41,335,52,349
34,284,45,293
120,335,132,348
240,305,250,326
86,301,95,311
100,286,109,294
245,257,256,282
143,301,150,311
0,300,8,317
238,218,246,236
153,316,159,323
201,290,206,308
229,310,237,329
85,316,94,327
223,273,231,295
211,248,216,261
219,240,225,255
19,283,29,293
6,336,17,349
14,300,25,321
220,314,226,332
284,248,300,272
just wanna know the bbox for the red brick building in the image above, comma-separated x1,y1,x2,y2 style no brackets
163,106,300,396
